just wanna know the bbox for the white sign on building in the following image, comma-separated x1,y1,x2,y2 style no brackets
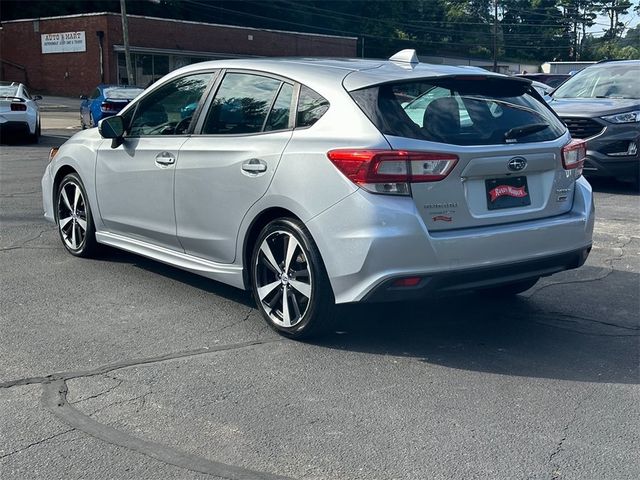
41,31,86,54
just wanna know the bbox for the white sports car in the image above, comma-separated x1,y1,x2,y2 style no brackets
0,81,42,143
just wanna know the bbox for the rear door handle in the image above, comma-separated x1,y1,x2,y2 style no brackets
155,152,176,167
242,158,267,173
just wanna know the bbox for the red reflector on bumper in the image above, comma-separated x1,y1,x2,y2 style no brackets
392,277,422,287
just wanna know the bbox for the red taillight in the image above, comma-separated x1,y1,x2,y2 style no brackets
561,139,586,176
101,102,118,112
326,149,458,195
10,103,27,111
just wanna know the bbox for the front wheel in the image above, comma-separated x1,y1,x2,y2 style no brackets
56,173,99,257
250,218,335,339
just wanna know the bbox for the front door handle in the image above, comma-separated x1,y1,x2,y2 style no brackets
155,152,176,167
242,158,267,173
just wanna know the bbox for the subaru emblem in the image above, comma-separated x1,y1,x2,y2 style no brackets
508,157,527,172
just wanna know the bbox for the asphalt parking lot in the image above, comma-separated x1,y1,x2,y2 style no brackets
1,105,639,480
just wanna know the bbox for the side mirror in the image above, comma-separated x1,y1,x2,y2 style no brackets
80,95,88,100
98,116,125,148
33,95,43,101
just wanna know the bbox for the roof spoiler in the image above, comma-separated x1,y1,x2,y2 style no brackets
389,49,419,65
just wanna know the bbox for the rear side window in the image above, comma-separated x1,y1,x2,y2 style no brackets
265,82,294,131
350,78,566,145
203,73,282,134
296,86,329,128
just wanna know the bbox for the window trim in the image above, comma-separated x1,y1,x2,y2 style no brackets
193,68,298,137
121,69,219,139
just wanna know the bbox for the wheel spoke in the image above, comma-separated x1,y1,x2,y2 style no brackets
260,241,282,274
290,290,302,321
59,216,73,229
284,235,300,272
73,184,81,212
281,285,291,327
291,267,309,278
76,217,87,232
61,187,72,211
70,222,77,249
289,279,311,299
257,280,280,301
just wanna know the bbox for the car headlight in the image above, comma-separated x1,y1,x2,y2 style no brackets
601,110,640,124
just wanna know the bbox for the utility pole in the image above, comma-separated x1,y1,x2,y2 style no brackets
492,0,498,72
361,36,365,58
120,0,135,86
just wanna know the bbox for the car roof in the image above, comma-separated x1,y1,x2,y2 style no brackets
166,56,511,94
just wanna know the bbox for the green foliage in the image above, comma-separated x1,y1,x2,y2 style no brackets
1,0,638,62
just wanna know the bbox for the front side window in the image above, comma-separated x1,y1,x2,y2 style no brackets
350,78,566,146
128,72,213,136
202,73,283,134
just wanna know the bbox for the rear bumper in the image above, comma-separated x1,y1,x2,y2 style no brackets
362,246,590,302
307,177,595,304
0,120,31,139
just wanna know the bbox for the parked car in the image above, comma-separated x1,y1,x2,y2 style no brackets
80,84,144,129
515,73,570,89
42,51,594,338
548,60,640,184
0,81,41,143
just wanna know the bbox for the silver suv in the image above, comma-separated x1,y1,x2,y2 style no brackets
42,51,594,338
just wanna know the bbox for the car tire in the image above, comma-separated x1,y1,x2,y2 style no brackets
28,119,40,144
89,113,95,128
479,277,539,296
250,218,335,339
56,173,99,258
80,114,86,130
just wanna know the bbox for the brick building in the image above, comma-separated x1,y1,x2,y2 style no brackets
0,12,357,96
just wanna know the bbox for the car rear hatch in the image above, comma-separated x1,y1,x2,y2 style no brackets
346,74,579,231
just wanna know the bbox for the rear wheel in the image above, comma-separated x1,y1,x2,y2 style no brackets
479,277,539,296
28,119,40,144
56,173,99,257
250,218,335,339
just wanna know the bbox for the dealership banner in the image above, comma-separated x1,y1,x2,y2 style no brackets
41,31,86,54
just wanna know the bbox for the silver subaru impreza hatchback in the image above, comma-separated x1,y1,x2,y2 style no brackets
42,50,594,338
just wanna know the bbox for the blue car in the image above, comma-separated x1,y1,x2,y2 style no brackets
80,84,144,129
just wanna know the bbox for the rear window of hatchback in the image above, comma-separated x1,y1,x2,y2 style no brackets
350,77,566,146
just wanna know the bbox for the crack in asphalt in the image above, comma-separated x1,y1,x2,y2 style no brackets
42,379,293,479
0,427,77,460
524,236,635,299
0,227,55,252
548,392,595,480
2,339,291,479
0,190,40,198
0,339,280,389
69,376,124,406
529,310,640,337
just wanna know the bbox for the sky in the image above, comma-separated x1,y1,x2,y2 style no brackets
588,0,639,36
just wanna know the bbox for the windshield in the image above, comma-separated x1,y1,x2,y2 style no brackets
104,87,144,100
553,64,640,99
0,86,19,98
350,78,565,146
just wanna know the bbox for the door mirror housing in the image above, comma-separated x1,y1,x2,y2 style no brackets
33,95,43,101
98,116,125,148
80,95,88,100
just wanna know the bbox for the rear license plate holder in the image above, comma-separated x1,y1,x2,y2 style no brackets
485,176,531,210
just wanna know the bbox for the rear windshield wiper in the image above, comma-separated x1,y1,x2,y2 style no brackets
504,123,549,141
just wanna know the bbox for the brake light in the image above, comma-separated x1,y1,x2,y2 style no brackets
101,102,118,112
326,149,458,195
561,139,586,176
10,103,27,111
